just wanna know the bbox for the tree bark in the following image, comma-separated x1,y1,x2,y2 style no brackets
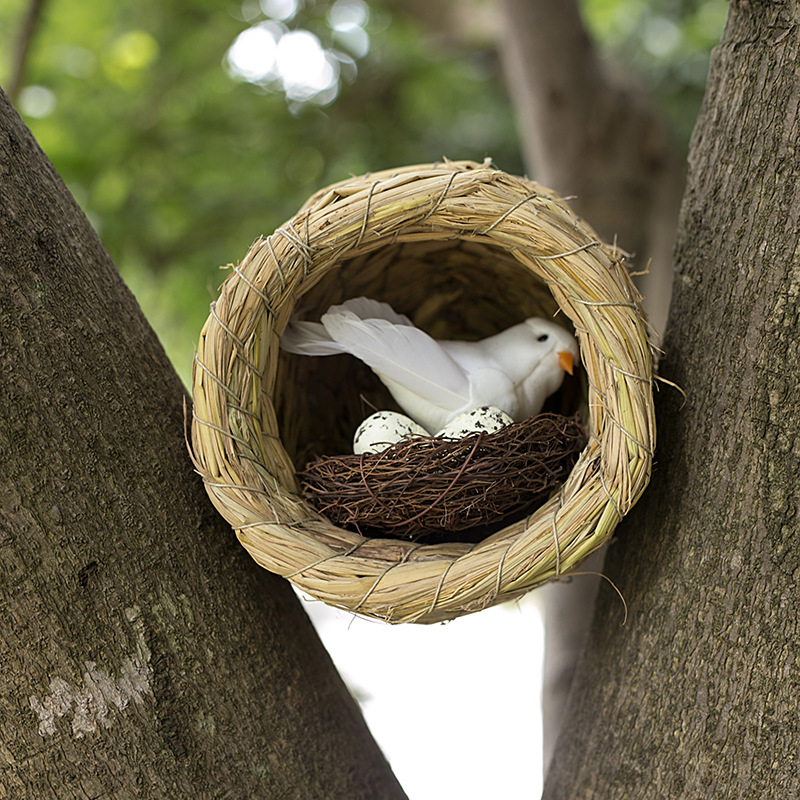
0,89,406,799
543,4,800,798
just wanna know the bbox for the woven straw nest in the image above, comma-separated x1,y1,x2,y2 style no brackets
191,158,655,624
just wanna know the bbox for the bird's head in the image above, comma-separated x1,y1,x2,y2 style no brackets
523,317,579,375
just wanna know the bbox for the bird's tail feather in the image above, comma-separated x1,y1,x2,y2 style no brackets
280,296,413,356
279,320,347,356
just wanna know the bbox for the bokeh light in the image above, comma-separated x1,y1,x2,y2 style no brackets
227,0,370,104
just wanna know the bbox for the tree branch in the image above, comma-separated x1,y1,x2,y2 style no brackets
0,87,407,800
7,0,48,103
497,0,683,337
542,6,800,796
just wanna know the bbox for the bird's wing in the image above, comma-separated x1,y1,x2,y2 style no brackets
280,297,414,356
336,296,415,327
280,320,348,355
321,308,470,410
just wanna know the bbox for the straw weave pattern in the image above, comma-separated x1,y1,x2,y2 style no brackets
191,159,655,623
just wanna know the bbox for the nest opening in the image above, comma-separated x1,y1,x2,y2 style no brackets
276,245,588,545
275,238,578,466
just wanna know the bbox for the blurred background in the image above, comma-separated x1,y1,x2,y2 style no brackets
1,0,726,796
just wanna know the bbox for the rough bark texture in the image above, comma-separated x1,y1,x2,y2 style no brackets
543,4,800,798
0,89,406,800
497,0,683,336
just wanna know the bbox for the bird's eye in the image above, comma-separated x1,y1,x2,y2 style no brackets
537,334,549,342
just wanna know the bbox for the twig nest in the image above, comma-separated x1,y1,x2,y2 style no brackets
302,413,587,542
191,159,656,624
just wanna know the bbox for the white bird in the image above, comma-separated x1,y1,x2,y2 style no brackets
280,297,578,434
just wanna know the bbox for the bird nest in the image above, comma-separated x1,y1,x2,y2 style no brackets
301,414,587,542
191,159,656,624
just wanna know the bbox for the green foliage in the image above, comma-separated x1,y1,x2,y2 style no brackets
2,0,522,384
581,0,728,144
2,0,725,385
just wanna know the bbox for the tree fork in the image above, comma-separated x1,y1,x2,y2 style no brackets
0,89,406,800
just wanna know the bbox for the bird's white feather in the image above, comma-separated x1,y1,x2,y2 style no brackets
280,296,579,435
280,297,414,355
335,296,415,327
279,320,346,356
320,309,470,413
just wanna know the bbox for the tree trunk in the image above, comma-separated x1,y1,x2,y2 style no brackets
0,89,406,799
543,4,800,798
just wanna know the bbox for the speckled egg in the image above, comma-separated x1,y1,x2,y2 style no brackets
353,411,428,455
436,406,514,439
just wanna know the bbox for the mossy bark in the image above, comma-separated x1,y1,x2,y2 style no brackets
543,5,800,798
0,89,406,799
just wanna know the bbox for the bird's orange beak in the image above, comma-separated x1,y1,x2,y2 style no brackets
557,351,574,375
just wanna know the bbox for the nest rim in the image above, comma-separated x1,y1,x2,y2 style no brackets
191,158,656,624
